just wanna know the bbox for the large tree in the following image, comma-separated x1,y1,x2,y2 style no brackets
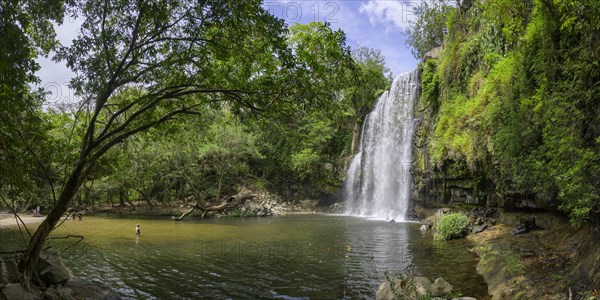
405,0,454,59
343,47,392,154
253,22,355,197
0,0,65,211
18,0,306,288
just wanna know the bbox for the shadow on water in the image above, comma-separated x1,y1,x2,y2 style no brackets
0,215,488,299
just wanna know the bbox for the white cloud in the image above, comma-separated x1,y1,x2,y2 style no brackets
330,1,417,74
34,19,82,107
359,0,418,32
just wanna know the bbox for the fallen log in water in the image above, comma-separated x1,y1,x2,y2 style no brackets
172,190,255,221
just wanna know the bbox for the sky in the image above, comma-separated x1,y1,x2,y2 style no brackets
36,0,419,103
264,0,419,74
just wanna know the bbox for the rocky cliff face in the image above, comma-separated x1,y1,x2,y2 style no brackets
410,65,485,209
410,62,556,214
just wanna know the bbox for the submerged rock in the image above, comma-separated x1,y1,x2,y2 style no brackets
376,275,462,300
376,276,431,299
64,279,121,299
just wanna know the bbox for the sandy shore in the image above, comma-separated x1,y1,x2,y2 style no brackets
0,212,46,228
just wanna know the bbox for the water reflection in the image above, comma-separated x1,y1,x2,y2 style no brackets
0,215,488,299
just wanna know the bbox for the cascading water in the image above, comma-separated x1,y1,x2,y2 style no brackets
344,69,419,221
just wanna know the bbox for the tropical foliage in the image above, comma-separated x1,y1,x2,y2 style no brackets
0,0,392,284
410,0,600,224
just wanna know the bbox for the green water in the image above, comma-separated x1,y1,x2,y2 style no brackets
0,215,489,299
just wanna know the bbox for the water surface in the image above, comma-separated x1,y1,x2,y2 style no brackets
0,215,489,299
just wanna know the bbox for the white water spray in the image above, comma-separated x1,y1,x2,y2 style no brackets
344,69,419,221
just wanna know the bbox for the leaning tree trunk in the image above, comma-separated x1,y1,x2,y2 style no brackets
18,161,86,290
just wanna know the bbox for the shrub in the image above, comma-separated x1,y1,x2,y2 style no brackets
434,213,470,240
224,209,253,218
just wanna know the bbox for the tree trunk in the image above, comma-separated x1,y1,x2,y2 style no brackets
22,196,33,214
145,197,153,209
119,189,125,207
18,162,85,289
172,190,255,221
351,120,361,155
216,173,224,202
89,180,95,208
124,195,136,211
172,206,197,221
137,189,154,209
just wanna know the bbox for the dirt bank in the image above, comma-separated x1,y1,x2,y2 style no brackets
467,212,600,300
0,213,46,228
83,197,322,218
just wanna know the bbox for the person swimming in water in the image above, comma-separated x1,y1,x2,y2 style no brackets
135,224,141,237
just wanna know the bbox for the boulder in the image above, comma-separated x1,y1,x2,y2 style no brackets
435,208,452,218
472,224,487,234
375,275,470,300
412,276,432,296
64,279,121,299
376,276,431,299
44,285,75,300
429,277,453,296
36,250,71,285
328,202,344,213
0,259,20,284
2,283,41,300
513,217,542,235
424,46,443,60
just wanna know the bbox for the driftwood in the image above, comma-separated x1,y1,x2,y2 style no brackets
172,190,255,221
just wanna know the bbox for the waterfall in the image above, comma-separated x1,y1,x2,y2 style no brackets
344,69,419,221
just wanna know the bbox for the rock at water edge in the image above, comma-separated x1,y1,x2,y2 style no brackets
44,285,75,300
65,279,121,300
0,259,20,284
429,277,453,296
2,283,41,300
36,250,71,285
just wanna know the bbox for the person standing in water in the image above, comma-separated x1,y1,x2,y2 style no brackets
135,224,141,237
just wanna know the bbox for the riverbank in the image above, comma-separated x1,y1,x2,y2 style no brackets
0,213,46,228
84,193,326,218
419,208,600,299
468,212,600,299
0,250,120,300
